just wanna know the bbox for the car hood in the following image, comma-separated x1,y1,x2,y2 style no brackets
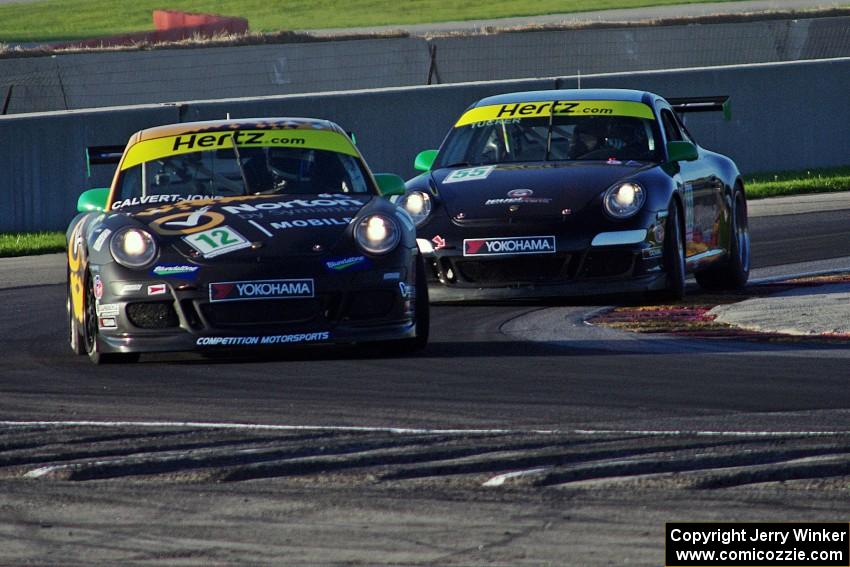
115,193,372,260
430,162,651,222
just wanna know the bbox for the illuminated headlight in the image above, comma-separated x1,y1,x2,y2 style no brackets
109,227,158,268
354,214,401,255
399,191,432,227
603,182,646,219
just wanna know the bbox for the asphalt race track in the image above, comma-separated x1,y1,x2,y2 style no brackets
2,208,850,565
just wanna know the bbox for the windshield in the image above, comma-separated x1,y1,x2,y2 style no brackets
112,131,373,209
436,101,661,168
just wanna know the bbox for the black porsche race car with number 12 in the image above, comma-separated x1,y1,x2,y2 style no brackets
401,89,749,301
67,118,427,363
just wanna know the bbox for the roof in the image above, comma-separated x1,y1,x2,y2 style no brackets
471,89,657,108
134,117,343,143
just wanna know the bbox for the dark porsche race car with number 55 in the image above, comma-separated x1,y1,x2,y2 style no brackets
67,118,427,363
401,89,749,301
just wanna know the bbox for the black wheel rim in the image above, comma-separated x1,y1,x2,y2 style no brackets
84,276,97,354
672,208,685,286
735,193,750,272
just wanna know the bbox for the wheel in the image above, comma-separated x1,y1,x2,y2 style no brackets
659,200,686,301
695,184,750,290
82,272,139,365
396,253,429,353
67,280,85,356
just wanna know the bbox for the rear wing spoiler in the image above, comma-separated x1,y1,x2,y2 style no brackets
85,145,125,177
667,96,731,121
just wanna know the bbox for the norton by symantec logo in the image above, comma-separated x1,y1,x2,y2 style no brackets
463,236,556,256
209,279,315,302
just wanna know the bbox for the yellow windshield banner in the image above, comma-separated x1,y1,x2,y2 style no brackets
121,129,359,170
454,100,656,127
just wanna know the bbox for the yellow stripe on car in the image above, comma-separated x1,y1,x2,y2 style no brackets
454,100,655,127
121,129,360,170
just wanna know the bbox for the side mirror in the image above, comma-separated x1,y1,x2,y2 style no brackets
77,188,110,213
414,149,438,172
666,141,699,162
373,173,406,197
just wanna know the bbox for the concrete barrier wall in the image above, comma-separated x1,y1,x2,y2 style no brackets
0,105,180,232
1,15,847,114
0,58,848,232
432,15,850,82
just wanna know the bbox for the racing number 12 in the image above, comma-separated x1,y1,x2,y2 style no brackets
194,229,237,249
183,226,250,258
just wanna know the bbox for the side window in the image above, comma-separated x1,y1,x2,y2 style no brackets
674,113,696,144
660,109,683,143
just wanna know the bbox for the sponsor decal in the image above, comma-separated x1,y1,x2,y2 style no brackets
485,188,552,206
209,279,314,303
469,118,521,129
119,283,143,293
183,226,251,258
221,197,363,215
642,246,663,259
270,217,352,230
93,275,104,300
98,317,118,329
508,189,533,199
120,130,359,170
431,235,447,251
463,236,556,257
111,194,217,211
325,256,369,272
92,228,112,252
67,221,86,324
96,303,120,317
454,100,656,127
195,332,330,347
383,272,401,281
152,264,199,278
399,282,414,299
442,166,495,184
148,284,167,296
150,206,227,236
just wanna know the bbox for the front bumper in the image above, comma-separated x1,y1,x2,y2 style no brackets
92,254,417,354
419,228,667,302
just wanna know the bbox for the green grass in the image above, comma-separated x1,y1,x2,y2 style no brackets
0,0,747,43
745,166,850,200
0,231,65,258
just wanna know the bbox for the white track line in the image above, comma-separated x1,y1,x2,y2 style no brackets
0,420,848,437
483,467,549,487
24,466,62,479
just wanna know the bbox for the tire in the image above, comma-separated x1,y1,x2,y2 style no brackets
659,200,686,301
695,185,750,290
82,272,139,365
68,280,85,356
397,253,430,353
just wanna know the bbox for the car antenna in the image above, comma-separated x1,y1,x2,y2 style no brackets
577,70,581,89
230,132,252,194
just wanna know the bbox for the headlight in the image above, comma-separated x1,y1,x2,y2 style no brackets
400,191,432,227
603,182,645,219
354,214,401,255
109,227,158,268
